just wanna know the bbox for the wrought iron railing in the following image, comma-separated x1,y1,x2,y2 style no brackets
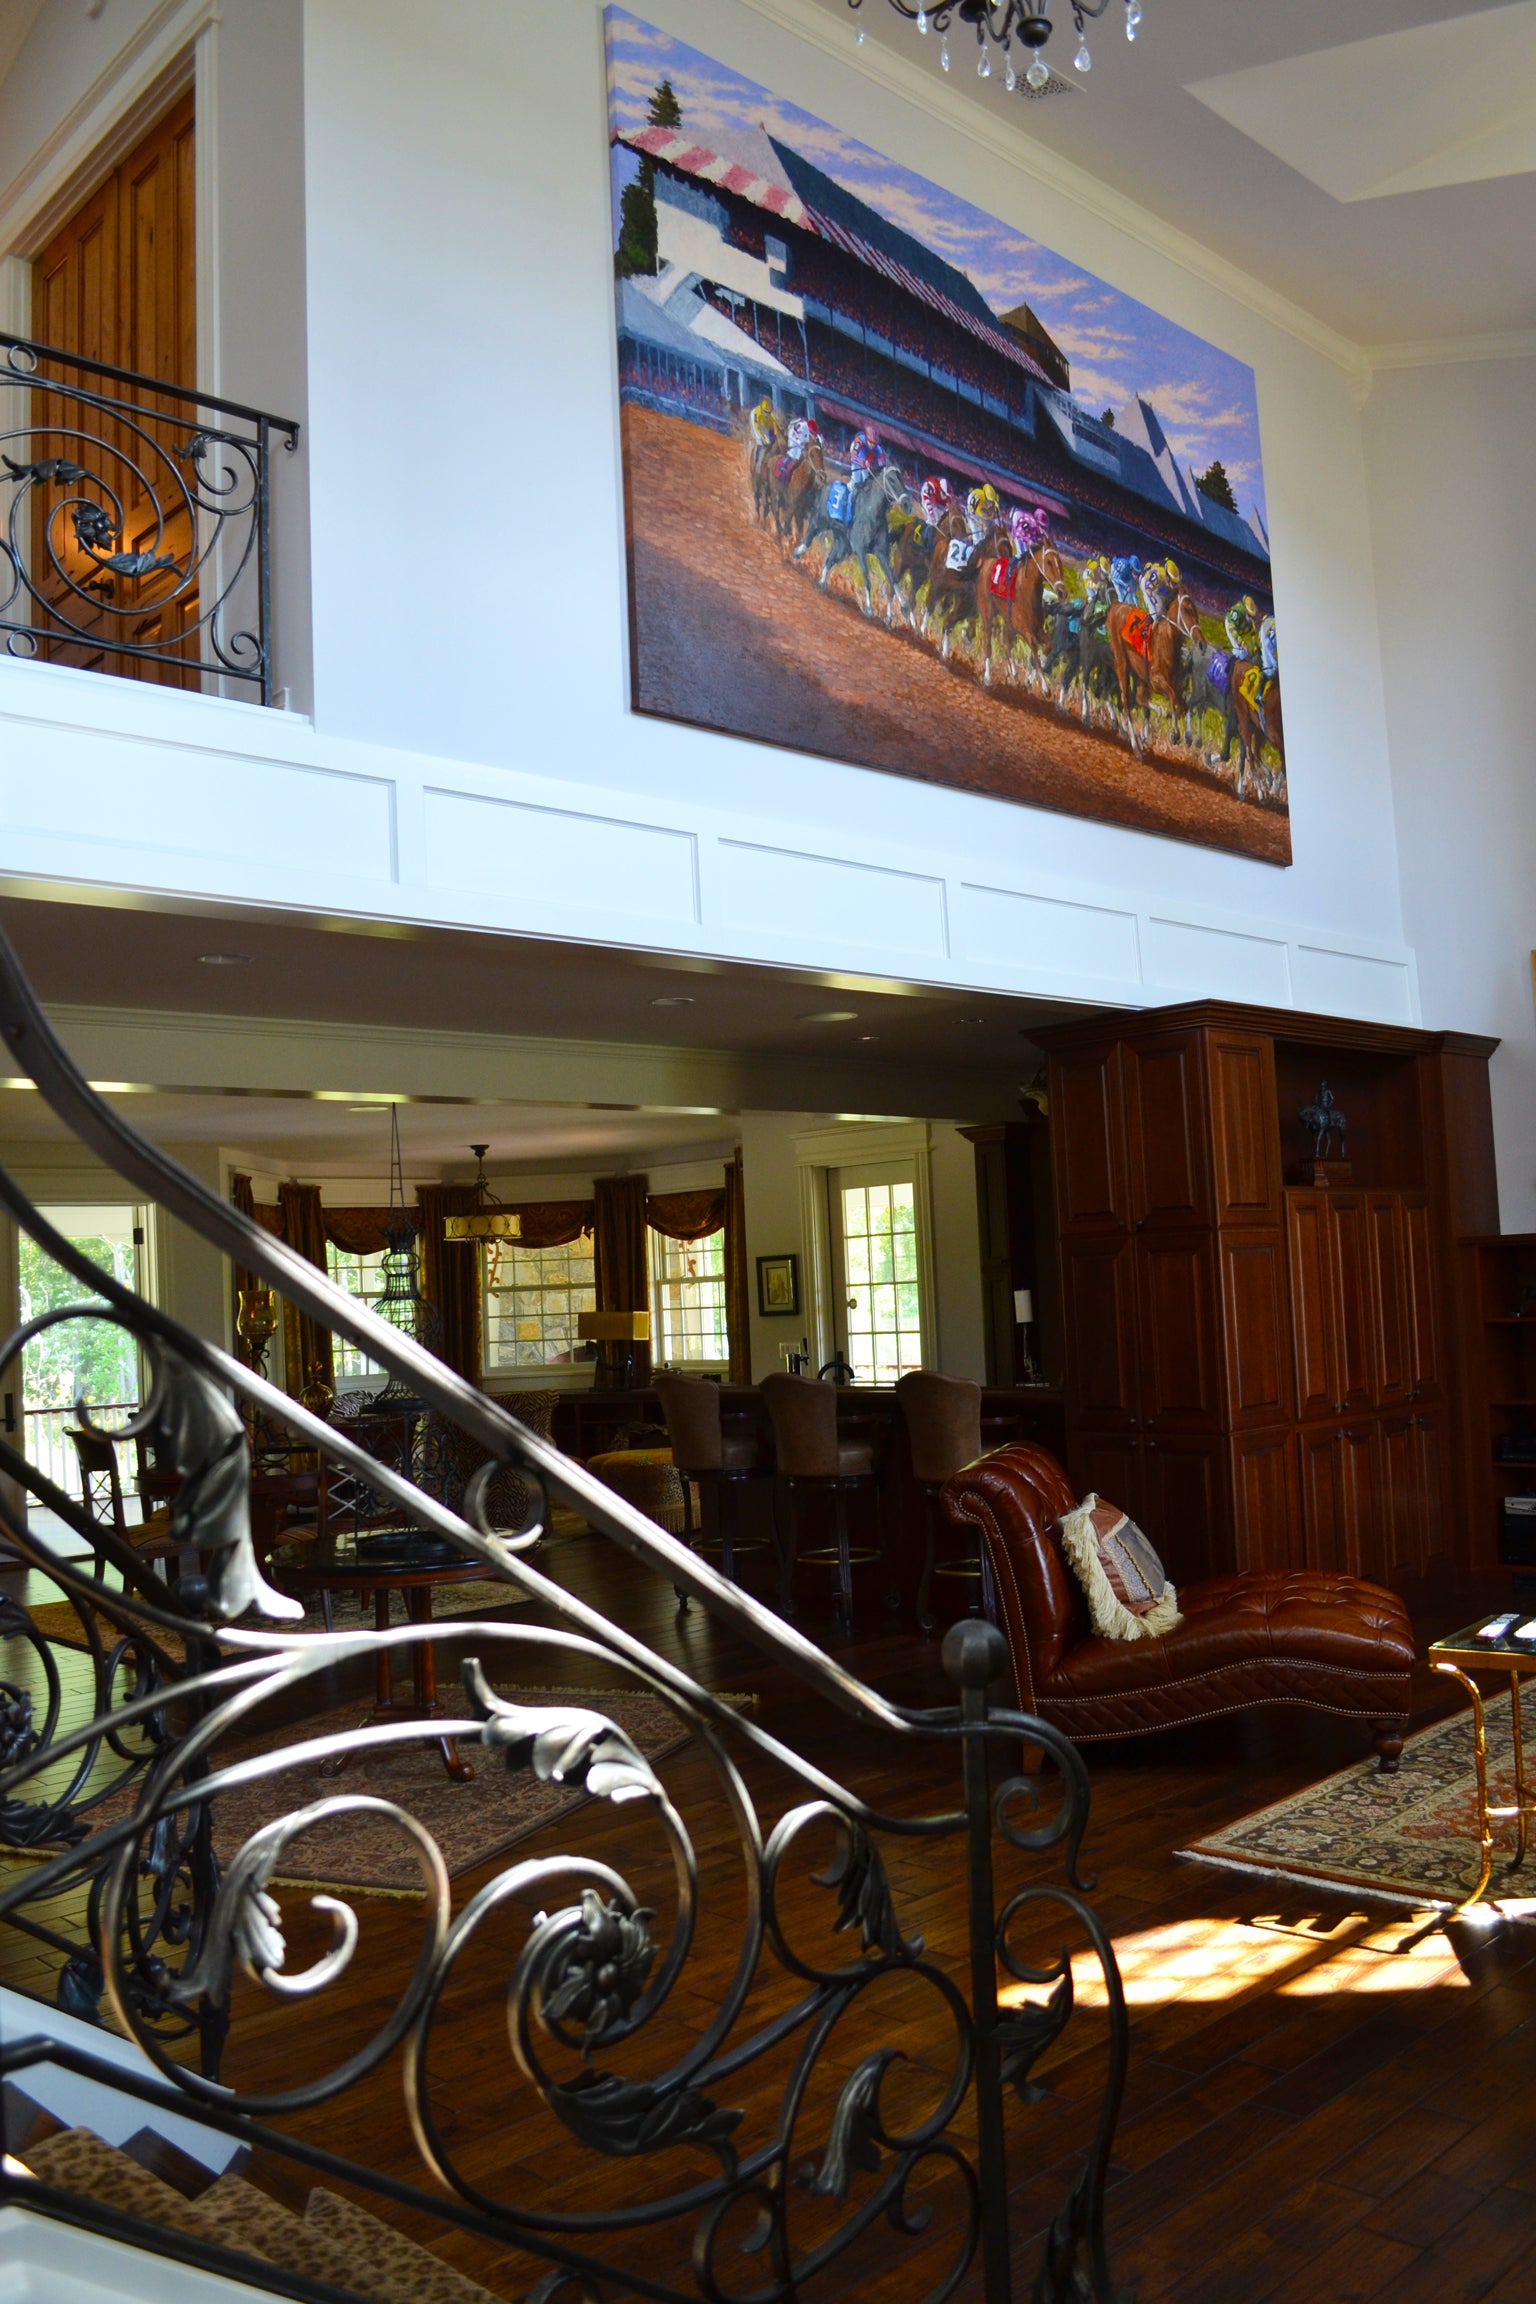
0,927,1131,2304
0,332,298,702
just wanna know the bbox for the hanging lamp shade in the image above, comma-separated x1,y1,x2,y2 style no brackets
445,1144,521,1241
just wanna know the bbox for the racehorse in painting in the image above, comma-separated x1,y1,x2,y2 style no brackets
1233,666,1284,796
795,461,913,623
769,437,828,553
1107,587,1201,754
974,537,1064,690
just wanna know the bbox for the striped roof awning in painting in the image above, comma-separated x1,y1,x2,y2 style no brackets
615,125,1050,386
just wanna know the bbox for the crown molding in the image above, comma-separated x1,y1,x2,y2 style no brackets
1367,327,1536,373
727,0,1372,387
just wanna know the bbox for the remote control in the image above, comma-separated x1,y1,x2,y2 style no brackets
1479,1614,1519,1639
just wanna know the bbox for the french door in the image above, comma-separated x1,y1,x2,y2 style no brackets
828,1162,927,1385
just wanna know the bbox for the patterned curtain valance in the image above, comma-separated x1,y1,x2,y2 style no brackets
646,1187,726,1242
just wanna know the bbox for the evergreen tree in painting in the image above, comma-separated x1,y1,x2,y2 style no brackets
615,78,683,277
1195,460,1238,513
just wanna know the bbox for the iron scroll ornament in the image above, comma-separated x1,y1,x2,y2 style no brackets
0,925,1132,2303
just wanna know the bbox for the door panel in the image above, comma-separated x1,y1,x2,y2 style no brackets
1403,1193,1440,1401
1232,1427,1300,1573
1414,1412,1448,1570
1070,1433,1146,1529
1286,1190,1339,1422
1061,1239,1139,1422
1141,1436,1224,1586
1328,1193,1377,1412
1367,1193,1413,1410
1342,1423,1380,1582
1377,1412,1419,1581
1209,1033,1281,1224
1124,1035,1208,1229
1298,1425,1348,1573
1220,1231,1290,1426
1136,1236,1220,1427
1051,1049,1127,1231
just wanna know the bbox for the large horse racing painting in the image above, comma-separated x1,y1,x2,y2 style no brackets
606,9,1288,865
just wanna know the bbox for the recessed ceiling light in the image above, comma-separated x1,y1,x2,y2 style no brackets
649,995,695,1008
957,1015,985,1025
858,1034,880,1043
797,1009,859,1023
197,951,253,966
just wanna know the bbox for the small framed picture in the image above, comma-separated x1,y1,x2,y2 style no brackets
756,1253,800,1317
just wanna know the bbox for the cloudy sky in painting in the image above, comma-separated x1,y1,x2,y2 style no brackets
605,7,1266,524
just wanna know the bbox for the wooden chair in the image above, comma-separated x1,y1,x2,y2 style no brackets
761,1374,888,1639
894,1370,990,1634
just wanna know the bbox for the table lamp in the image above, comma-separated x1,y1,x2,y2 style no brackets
577,1309,652,1390
1013,1287,1039,1383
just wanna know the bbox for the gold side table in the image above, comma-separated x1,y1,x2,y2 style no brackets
1429,1617,1536,1911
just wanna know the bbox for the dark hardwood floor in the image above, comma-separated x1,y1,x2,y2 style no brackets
6,1522,1536,2304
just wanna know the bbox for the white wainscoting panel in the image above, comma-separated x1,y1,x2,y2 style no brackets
422,790,699,924
1291,942,1417,1023
716,842,948,955
953,882,1141,990
1142,916,1292,1004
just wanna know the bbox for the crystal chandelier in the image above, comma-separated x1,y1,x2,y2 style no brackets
847,0,1143,85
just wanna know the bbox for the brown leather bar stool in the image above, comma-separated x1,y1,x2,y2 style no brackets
895,1371,990,1634
654,1373,778,1605
761,1373,882,1639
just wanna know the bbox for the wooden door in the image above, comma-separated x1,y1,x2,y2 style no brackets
1298,1423,1348,1572
1124,1033,1209,1230
1403,1192,1440,1402
1220,1230,1290,1429
1135,1236,1220,1430
1377,1411,1420,1581
1070,1433,1147,1529
1208,1031,1281,1225
1341,1421,1380,1581
1141,1435,1225,1586
1286,1190,1339,1421
1232,1427,1300,1572
1413,1410,1448,1570
30,91,196,684
1367,1192,1413,1410
1060,1238,1140,1426
1051,1048,1128,1231
1328,1192,1377,1413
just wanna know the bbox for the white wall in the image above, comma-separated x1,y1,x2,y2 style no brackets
1364,354,1536,1228
0,0,1419,1030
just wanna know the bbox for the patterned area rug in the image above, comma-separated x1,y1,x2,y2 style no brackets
16,1572,530,1656
77,1687,701,1896
1181,1691,1536,1911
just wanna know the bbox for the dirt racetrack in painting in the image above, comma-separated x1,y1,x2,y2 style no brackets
623,407,1290,865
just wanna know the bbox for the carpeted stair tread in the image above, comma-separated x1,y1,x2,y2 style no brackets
304,2187,505,2303
188,2172,365,2290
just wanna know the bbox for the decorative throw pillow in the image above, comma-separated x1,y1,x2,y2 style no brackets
1056,1493,1182,1642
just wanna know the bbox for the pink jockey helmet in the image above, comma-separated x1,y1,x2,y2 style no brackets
1009,507,1049,551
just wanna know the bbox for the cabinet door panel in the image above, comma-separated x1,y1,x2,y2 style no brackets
1286,1191,1339,1421
1342,1423,1381,1582
1232,1427,1300,1574
1142,1436,1224,1585
1052,1049,1127,1230
1061,1240,1139,1421
1403,1194,1441,1401
1368,1193,1413,1409
1070,1434,1146,1529
1298,1425,1347,1573
1329,1193,1377,1412
1414,1411,1449,1570
1377,1412,1419,1581
1221,1232,1290,1426
1137,1236,1220,1427
1209,1033,1281,1224
1125,1035,1209,1228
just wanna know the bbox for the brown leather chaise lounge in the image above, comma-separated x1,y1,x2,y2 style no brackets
942,1445,1415,1771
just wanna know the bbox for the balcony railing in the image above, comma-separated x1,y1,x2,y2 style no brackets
0,332,298,704
0,925,1133,2304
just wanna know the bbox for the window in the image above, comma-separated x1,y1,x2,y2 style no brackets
20,1204,146,1502
831,1169,924,1385
484,1234,596,1371
325,1244,392,1381
649,1227,728,1369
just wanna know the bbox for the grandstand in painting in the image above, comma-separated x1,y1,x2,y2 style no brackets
614,121,1271,599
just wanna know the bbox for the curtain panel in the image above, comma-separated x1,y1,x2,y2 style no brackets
276,1181,333,1398
416,1184,482,1389
512,1200,595,1248
723,1150,751,1385
594,1171,651,1389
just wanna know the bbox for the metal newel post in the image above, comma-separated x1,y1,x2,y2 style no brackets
944,1616,1013,2304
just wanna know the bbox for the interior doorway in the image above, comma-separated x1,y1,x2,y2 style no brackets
28,87,198,683
828,1161,927,1384
20,1203,149,1509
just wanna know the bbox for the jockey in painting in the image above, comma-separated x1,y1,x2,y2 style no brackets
848,427,884,490
1139,558,1180,619
1109,554,1143,604
750,396,781,451
1225,594,1259,662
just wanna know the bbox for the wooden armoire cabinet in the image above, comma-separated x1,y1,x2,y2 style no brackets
1029,1002,1499,1591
